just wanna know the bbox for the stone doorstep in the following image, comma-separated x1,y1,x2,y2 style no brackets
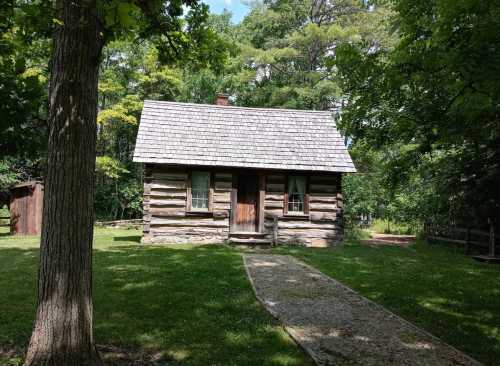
228,232,273,245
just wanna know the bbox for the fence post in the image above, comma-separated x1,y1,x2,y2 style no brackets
465,227,471,255
489,218,496,258
273,216,278,246
424,221,433,244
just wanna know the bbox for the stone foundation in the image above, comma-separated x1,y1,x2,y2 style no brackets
141,234,226,245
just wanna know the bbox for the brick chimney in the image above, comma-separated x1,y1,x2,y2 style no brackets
215,93,230,106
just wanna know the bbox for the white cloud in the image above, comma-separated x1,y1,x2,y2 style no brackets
224,0,232,6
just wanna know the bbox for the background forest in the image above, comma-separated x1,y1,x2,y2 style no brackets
1,0,499,232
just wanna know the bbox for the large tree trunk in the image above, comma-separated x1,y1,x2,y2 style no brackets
24,1,104,365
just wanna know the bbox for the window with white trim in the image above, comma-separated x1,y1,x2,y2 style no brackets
288,176,306,213
191,171,210,210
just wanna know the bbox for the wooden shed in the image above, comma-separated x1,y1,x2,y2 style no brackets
10,181,44,235
133,97,356,247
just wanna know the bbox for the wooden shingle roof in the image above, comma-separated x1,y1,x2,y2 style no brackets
133,100,356,173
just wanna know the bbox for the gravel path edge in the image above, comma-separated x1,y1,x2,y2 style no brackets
242,253,482,366
242,254,319,364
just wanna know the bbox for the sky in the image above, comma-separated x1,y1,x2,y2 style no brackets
202,0,252,23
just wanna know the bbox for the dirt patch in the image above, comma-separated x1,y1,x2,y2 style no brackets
0,345,175,366
361,233,415,247
98,345,175,365
0,347,23,366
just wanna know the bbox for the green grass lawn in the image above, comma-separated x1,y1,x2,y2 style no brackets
275,239,500,366
1,228,499,365
0,227,313,366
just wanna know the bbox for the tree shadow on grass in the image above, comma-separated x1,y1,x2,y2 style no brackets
92,244,312,365
0,244,313,366
112,235,141,243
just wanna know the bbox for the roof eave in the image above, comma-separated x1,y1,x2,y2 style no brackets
133,157,356,173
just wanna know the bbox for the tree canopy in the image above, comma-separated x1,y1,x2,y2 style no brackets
336,0,500,228
1,0,498,229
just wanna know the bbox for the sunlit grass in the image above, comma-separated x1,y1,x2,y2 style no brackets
344,226,371,240
370,218,420,235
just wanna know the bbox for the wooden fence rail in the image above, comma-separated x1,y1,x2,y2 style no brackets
95,219,143,227
424,222,497,256
0,216,9,228
1,217,143,232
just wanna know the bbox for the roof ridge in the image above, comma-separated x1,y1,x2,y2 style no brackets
144,99,333,115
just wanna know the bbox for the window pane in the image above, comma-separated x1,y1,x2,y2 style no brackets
192,171,209,209
288,176,305,212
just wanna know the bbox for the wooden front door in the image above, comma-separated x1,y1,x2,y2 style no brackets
235,174,259,232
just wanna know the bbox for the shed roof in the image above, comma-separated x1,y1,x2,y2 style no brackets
10,181,43,190
133,100,356,173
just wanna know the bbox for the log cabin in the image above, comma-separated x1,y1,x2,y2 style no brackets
133,95,356,246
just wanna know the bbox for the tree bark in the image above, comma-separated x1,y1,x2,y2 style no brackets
24,1,104,365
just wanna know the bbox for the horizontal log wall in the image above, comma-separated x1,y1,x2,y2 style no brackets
264,173,343,247
143,165,231,244
142,165,344,247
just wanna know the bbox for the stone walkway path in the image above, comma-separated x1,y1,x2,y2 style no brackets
244,254,481,366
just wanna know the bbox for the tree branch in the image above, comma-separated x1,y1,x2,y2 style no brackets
134,0,180,57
